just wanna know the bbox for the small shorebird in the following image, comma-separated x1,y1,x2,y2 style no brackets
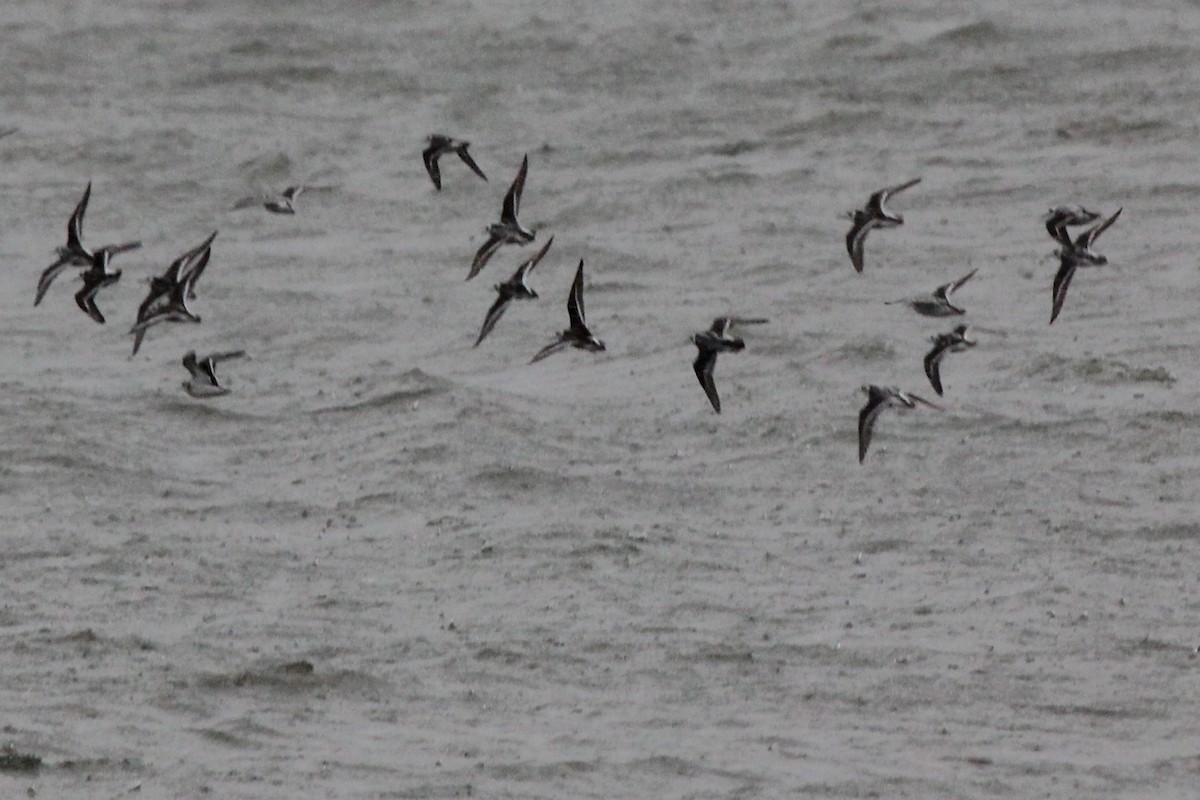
886,268,977,316
423,134,488,190
530,259,605,363
923,324,976,396
263,185,304,214
1044,204,1101,249
181,350,248,398
845,177,921,273
468,154,534,280
36,181,141,306
232,185,327,214
1050,208,1122,324
128,234,215,355
74,247,123,324
473,236,554,348
858,384,943,463
691,316,769,413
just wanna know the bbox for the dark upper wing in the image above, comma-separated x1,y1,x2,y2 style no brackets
521,235,554,276
567,260,586,330
1075,207,1122,251
923,338,950,396
456,145,488,182
858,394,887,463
1050,255,1077,325
501,154,528,224
422,145,442,190
34,258,71,306
529,336,568,364
181,350,200,377
66,181,92,257
474,294,511,348
867,177,921,215
75,282,106,324
1045,213,1074,248
693,347,721,413
903,390,944,411
209,350,247,364
946,268,977,295
183,246,213,297
846,215,876,273
467,232,505,280
136,278,173,322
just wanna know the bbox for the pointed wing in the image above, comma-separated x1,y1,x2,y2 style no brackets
130,326,148,357
474,294,512,348
903,391,944,411
501,154,528,225
846,216,876,273
567,259,586,330
693,348,721,413
467,232,506,280
1050,255,1077,325
882,177,921,201
923,338,950,396
182,246,213,297
209,350,248,365
75,284,106,324
530,336,568,364
1076,207,1122,251
520,235,554,276
868,177,921,214
103,240,142,256
232,195,262,210
66,182,92,258
422,145,442,190
858,394,888,463
726,316,769,331
944,268,977,296
456,145,488,182
34,258,71,306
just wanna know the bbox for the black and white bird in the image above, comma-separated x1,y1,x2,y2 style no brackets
128,233,216,356
530,260,605,363
473,236,554,348
1044,205,1101,249
468,154,535,280
691,316,769,413
858,384,943,463
1050,208,1122,324
181,350,248,398
923,324,976,396
233,184,326,214
74,247,124,324
886,268,977,317
845,178,921,273
423,134,488,190
36,181,141,306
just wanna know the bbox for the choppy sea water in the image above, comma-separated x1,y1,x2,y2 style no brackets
2,1,1200,798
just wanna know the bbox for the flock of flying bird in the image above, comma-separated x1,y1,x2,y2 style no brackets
27,130,1123,462
843,179,1122,462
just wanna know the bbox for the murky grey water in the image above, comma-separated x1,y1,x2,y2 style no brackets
2,2,1199,797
